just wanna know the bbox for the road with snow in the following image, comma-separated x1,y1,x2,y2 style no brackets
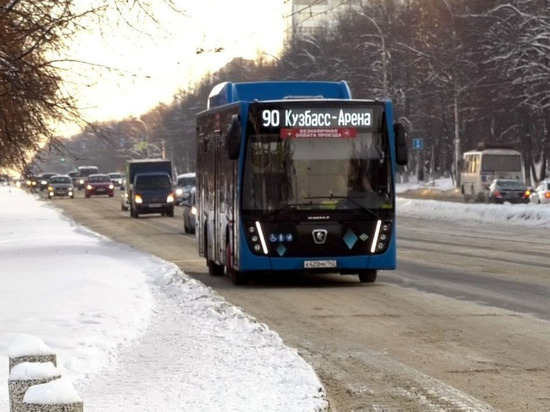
49,190,550,411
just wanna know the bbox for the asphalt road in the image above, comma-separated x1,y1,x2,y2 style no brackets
45,188,550,411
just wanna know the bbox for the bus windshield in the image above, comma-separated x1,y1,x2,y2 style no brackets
242,103,392,214
481,155,522,172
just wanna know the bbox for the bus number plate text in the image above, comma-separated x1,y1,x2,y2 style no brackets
304,260,337,269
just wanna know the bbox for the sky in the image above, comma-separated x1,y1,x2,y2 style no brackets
2,179,550,410
59,0,286,135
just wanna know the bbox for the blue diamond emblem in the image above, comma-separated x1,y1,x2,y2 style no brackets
343,229,358,249
277,244,287,256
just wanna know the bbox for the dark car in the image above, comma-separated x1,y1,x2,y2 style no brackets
84,174,115,198
36,173,58,191
47,175,74,199
131,172,174,217
182,187,196,233
486,179,530,204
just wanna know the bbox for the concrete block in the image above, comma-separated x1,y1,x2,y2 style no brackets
20,404,83,412
22,377,83,412
8,335,57,372
9,355,57,373
9,362,61,412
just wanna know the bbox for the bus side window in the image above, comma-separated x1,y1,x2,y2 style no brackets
463,155,471,173
472,154,480,173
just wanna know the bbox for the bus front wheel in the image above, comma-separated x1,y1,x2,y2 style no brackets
358,270,377,283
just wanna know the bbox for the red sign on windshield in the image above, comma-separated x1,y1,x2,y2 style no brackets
280,128,357,139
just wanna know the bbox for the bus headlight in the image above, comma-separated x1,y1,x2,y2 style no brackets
167,194,175,203
134,194,143,204
370,220,392,254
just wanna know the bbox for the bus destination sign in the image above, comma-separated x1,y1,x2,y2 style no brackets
261,108,373,129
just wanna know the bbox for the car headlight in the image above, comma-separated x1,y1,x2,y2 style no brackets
175,188,183,196
86,184,92,190
79,179,84,184
41,180,47,185
134,194,143,204
109,184,114,190
191,206,197,215
47,186,54,191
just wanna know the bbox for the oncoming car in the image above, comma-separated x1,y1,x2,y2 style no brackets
108,172,124,187
84,174,115,198
174,172,196,205
182,188,196,233
36,173,58,191
47,175,74,199
529,180,550,204
486,178,530,204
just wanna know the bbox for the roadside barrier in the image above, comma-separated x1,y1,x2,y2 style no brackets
7,335,83,412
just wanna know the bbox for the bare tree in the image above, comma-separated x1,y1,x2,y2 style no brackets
0,0,182,173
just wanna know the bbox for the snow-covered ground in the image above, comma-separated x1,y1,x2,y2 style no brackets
397,177,550,228
1,178,549,411
0,186,327,412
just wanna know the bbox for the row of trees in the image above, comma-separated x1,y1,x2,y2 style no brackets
6,0,550,185
0,0,180,174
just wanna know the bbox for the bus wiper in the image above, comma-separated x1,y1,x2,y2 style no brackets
304,195,380,219
264,202,315,219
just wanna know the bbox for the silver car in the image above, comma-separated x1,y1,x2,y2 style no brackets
47,175,74,199
182,188,196,233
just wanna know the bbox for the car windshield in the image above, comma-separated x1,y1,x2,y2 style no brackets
109,173,121,179
89,175,111,183
135,175,172,190
177,176,196,187
50,176,71,184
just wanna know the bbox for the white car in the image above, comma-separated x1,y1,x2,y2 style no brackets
174,172,196,205
529,180,550,204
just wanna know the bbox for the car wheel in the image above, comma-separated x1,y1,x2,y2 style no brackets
358,270,377,283
167,208,174,217
85,194,90,198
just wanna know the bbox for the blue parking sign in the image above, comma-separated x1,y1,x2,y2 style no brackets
412,138,424,150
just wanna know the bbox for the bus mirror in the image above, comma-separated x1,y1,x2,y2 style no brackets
394,123,408,166
225,114,241,160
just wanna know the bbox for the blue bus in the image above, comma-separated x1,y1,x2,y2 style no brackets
196,81,408,284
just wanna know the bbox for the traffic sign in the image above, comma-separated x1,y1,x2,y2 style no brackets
412,138,424,150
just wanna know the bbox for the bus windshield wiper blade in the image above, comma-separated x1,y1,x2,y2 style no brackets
304,196,380,219
264,202,315,219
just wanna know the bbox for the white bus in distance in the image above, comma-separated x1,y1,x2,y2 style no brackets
460,144,525,202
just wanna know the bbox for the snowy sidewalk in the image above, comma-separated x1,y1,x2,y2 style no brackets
0,186,328,411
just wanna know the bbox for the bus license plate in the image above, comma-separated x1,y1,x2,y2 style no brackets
304,260,337,269
149,203,162,208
